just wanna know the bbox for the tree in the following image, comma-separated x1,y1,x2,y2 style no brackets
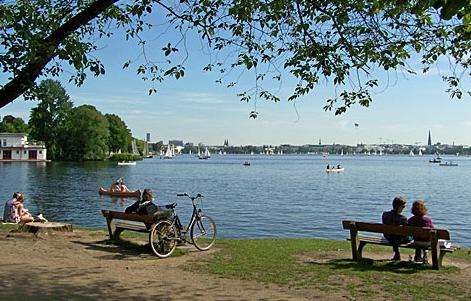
105,113,132,153
0,1,469,114
28,79,73,160
59,105,110,161
0,115,29,133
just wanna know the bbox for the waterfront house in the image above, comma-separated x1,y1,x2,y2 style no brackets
0,133,47,161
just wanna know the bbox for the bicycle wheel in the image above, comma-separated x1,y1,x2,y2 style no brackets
149,220,177,258
190,214,216,251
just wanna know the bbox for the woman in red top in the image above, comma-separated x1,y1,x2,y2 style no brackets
408,200,434,263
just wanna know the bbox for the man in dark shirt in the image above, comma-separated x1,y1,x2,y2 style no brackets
382,197,408,261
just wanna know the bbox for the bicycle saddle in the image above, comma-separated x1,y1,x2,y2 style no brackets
165,203,177,209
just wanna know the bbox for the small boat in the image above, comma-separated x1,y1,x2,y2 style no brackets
409,150,415,156
429,157,442,163
326,168,345,173
117,161,136,166
439,162,458,167
243,160,251,166
418,149,423,156
98,187,141,197
145,155,154,159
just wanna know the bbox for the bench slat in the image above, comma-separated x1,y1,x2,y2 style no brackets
102,210,171,225
342,220,450,240
348,236,455,252
115,221,148,232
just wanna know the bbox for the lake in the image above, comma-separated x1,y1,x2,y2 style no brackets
1,155,470,246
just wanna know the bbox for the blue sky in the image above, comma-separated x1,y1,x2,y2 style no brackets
1,15,471,146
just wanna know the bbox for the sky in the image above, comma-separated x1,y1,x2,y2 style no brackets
1,11,471,146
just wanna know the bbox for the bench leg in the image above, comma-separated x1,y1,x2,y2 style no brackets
106,216,114,239
357,241,366,260
350,228,359,261
438,250,446,268
430,231,440,270
114,228,123,240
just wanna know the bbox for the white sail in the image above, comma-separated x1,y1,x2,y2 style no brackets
418,149,423,156
379,149,383,156
189,150,192,155
409,150,415,156
341,149,344,156
204,147,211,158
164,145,173,159
219,150,223,155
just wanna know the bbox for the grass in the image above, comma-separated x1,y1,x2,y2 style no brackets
187,238,471,300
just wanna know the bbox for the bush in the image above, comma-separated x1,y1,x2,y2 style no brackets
109,153,142,161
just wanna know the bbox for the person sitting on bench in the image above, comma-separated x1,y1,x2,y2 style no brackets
125,189,159,215
408,200,434,263
382,196,409,261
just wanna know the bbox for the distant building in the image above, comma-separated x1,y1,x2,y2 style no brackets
146,133,151,142
428,130,432,146
169,140,184,147
0,133,47,161
184,142,194,147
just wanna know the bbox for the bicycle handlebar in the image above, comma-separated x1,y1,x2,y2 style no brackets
177,193,204,200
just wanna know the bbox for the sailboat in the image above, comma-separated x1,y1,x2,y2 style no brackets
340,149,344,156
409,150,415,156
418,149,423,156
219,150,223,155
199,147,211,159
379,149,383,156
164,145,173,159
197,147,201,158
189,150,192,155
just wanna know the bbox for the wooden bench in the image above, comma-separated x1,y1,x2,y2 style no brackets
342,220,456,269
101,210,171,241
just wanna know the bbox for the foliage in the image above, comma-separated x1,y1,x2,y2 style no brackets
28,79,73,160
134,138,149,156
189,238,471,299
0,1,469,114
109,153,142,161
59,105,110,161
0,115,29,133
105,114,132,153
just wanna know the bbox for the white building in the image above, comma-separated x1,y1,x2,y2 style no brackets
0,133,47,161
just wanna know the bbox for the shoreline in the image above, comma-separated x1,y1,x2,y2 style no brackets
1,224,470,300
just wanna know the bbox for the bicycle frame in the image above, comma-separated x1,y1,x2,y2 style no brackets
170,195,205,244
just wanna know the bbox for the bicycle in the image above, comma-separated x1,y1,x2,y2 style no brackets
149,193,217,258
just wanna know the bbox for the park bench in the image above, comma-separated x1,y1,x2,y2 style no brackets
342,220,456,269
101,210,171,241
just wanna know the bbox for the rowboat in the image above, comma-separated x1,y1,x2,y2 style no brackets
118,161,136,166
98,187,141,198
326,168,345,173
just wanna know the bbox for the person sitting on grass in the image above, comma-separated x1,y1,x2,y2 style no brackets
3,192,34,224
408,200,434,263
382,196,409,261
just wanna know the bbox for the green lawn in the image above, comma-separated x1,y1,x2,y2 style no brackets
187,238,471,300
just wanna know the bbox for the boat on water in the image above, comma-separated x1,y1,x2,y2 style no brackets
409,150,415,156
117,161,136,166
98,187,141,197
163,145,173,159
326,168,345,173
199,147,211,159
243,160,251,166
439,162,458,167
418,149,423,156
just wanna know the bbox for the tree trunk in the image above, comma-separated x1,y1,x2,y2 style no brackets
20,222,73,234
0,0,118,109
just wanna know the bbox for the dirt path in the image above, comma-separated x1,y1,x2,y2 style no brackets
0,229,341,300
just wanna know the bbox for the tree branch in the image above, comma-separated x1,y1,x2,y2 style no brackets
0,0,118,109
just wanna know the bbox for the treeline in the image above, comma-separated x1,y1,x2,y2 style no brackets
2,79,137,161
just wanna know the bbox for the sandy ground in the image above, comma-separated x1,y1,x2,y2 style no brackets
0,228,344,301
0,227,469,301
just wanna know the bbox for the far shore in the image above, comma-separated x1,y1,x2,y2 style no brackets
0,224,470,300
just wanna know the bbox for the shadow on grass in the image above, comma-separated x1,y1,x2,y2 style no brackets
308,257,447,275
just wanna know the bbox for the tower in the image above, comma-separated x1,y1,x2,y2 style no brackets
427,130,432,146
146,133,151,142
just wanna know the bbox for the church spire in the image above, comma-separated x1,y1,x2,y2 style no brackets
428,130,432,146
